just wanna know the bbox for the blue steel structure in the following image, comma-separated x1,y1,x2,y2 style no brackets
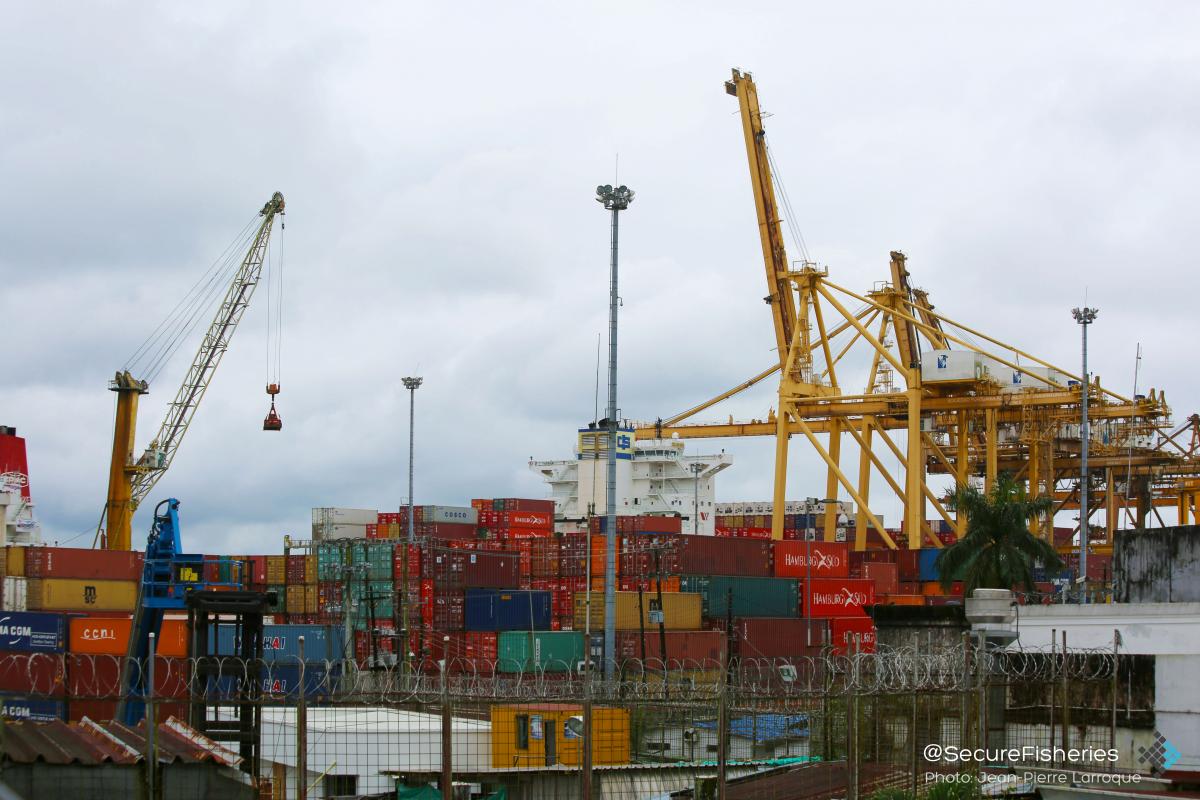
118,498,244,726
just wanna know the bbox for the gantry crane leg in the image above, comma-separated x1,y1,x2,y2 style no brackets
771,408,789,541
824,419,843,542
905,383,924,549
855,416,874,552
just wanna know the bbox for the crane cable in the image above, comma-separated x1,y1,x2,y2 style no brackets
763,133,811,265
265,219,284,387
123,215,262,384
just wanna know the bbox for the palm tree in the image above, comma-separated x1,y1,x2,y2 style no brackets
936,475,1064,596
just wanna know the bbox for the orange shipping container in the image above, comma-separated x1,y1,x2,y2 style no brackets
266,556,286,585
618,576,681,594
6,546,25,577
286,585,305,613
879,594,924,606
305,555,318,585
921,581,944,597
69,617,189,657
305,585,318,614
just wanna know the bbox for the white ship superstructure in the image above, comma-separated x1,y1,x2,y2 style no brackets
0,427,41,545
530,425,731,535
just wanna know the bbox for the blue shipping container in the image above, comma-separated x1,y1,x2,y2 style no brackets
0,611,66,653
0,694,65,722
204,663,341,701
214,624,344,662
464,589,552,631
918,549,941,582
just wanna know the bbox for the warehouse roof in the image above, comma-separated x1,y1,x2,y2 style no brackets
255,706,491,734
0,716,242,767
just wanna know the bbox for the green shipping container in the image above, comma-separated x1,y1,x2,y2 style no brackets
679,575,799,618
349,541,393,581
349,580,394,621
317,543,345,582
497,631,584,673
267,585,287,613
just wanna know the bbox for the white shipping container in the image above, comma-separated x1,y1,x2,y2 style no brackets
419,506,478,525
921,350,986,383
313,523,370,541
311,507,379,526
3,577,27,611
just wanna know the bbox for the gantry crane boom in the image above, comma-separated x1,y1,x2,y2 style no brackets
101,192,285,550
725,69,796,368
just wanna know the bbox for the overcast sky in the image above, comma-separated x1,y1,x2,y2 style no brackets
3,3,1197,554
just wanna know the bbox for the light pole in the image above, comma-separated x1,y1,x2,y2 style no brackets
402,376,423,544
596,183,634,680
1071,307,1097,603
690,463,704,535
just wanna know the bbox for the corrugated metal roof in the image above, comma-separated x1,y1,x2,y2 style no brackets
0,715,242,768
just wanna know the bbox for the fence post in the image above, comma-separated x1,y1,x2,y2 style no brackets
717,647,728,800
1061,631,1070,756
146,633,156,800
582,692,593,800
1049,628,1056,765
1110,629,1119,771
442,638,453,800
910,690,919,797
847,637,859,800
298,635,307,800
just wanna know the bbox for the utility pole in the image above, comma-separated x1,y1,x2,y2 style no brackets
595,183,634,679
1071,307,1097,603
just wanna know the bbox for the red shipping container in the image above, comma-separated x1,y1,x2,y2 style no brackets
735,617,828,659
804,579,876,618
391,542,424,578
494,498,555,514
677,537,773,578
863,562,899,595
366,524,379,539
830,617,877,654
433,590,465,630
285,555,306,584
67,654,188,698
615,630,725,664
418,523,478,540
24,547,143,582
67,699,117,722
242,556,268,585
774,541,850,579
498,511,553,529
897,550,921,581
529,539,561,578
0,652,64,696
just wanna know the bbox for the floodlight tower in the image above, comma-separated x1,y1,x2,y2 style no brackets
1071,307,1097,602
595,183,634,680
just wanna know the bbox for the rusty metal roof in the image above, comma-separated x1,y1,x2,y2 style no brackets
0,715,242,768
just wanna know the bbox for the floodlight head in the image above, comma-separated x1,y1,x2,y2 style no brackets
402,376,423,390
1071,307,1098,325
596,182,635,211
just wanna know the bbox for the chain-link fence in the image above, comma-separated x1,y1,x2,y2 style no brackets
0,640,1148,800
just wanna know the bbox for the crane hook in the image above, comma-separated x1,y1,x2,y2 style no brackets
263,384,282,431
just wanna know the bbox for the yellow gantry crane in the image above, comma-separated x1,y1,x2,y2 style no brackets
637,70,1196,550
100,192,286,550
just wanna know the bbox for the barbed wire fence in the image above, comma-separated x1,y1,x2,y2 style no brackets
0,640,1139,800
